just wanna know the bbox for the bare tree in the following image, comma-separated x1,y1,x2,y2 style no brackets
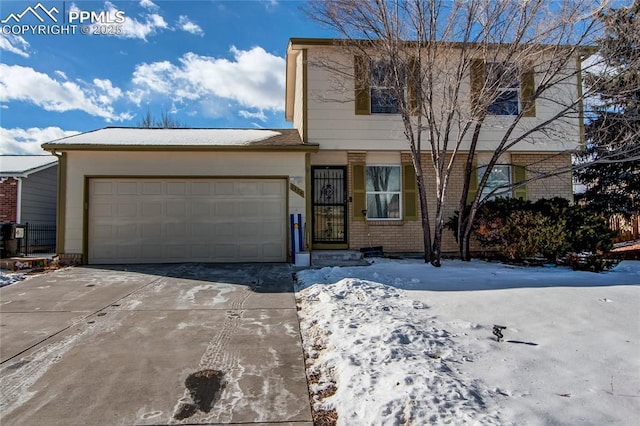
306,0,608,265
137,107,185,128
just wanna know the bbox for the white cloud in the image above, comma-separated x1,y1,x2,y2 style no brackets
129,46,285,113
239,110,267,121
178,15,204,36
104,1,168,40
0,127,80,154
139,0,159,11
0,64,131,121
54,70,68,80
0,34,30,58
131,60,177,96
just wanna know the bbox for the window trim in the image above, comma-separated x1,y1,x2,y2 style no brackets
486,62,521,116
365,164,402,220
478,164,512,200
369,59,406,115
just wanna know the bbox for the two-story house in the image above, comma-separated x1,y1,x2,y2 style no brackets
286,38,578,255
43,38,580,265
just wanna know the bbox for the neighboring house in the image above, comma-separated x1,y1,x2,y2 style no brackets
43,38,579,265
0,155,58,225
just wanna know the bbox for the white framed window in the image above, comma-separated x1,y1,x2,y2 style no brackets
370,60,405,114
486,62,519,115
366,165,401,219
479,164,512,200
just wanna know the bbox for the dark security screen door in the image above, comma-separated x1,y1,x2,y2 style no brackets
312,167,347,244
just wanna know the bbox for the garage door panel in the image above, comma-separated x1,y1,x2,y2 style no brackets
215,182,235,195
166,202,187,217
237,201,261,216
235,183,260,195
263,181,285,195
167,182,187,195
117,182,138,195
191,182,211,195
91,225,112,239
93,203,114,218
116,224,136,239
93,181,114,195
263,201,285,216
192,201,210,216
164,222,187,240
89,178,287,264
214,203,234,217
142,202,163,217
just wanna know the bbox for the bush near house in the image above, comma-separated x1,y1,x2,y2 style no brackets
448,198,618,271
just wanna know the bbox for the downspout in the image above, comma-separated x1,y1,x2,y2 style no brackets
46,149,65,257
15,177,22,223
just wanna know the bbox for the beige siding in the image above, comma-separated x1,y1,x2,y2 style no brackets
303,47,581,152
62,151,307,256
293,52,305,139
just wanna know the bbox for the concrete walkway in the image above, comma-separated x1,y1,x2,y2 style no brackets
0,264,312,425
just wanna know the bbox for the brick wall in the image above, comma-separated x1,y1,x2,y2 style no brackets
347,152,468,253
345,151,573,254
0,178,19,222
58,253,82,266
511,153,573,201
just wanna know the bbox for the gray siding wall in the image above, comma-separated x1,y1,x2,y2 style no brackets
20,165,57,224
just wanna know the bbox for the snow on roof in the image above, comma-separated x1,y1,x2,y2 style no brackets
42,127,306,149
0,155,57,176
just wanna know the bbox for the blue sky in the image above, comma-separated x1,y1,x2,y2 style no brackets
0,0,334,154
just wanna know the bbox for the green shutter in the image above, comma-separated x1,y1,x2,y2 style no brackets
470,59,486,115
512,165,527,200
408,57,420,114
352,162,366,220
467,159,478,204
354,56,370,115
521,68,536,117
402,163,418,220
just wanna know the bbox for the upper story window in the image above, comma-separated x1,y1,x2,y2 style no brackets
486,63,520,115
366,165,401,219
355,56,419,116
470,59,536,118
370,60,404,114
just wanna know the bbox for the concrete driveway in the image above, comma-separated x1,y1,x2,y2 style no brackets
0,264,312,426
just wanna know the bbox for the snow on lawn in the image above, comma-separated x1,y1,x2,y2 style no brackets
0,272,25,288
295,260,640,425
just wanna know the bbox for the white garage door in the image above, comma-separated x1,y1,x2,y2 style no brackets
88,178,287,264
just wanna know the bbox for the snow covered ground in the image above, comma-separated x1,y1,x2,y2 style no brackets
0,271,25,288
295,259,640,425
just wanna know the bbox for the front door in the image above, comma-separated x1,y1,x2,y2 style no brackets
311,166,347,246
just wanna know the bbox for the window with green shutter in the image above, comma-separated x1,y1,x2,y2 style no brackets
512,165,527,200
470,60,536,117
366,166,401,219
352,163,366,220
354,56,371,115
520,68,536,117
402,163,418,219
467,159,478,204
354,56,420,115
